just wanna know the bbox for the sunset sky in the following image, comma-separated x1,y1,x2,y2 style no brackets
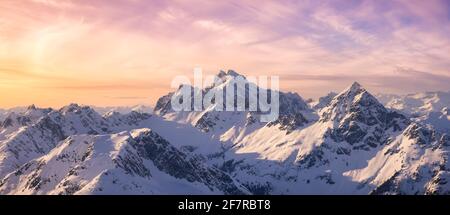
1,0,450,108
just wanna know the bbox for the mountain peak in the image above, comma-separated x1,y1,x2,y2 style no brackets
217,70,227,78
226,69,240,77
321,81,387,122
347,81,363,92
217,69,243,78
26,104,36,110
352,81,361,87
59,103,95,114
60,103,80,110
213,70,247,87
335,81,367,100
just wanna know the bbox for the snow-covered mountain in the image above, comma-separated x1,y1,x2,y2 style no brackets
0,105,152,122
377,91,450,115
0,104,155,179
0,106,34,122
0,70,449,195
0,129,247,195
93,105,153,115
376,91,450,133
0,103,247,194
155,70,317,135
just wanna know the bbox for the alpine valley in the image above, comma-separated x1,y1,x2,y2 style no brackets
0,70,449,195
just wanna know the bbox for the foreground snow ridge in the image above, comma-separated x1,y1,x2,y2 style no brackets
0,70,449,195
0,128,247,195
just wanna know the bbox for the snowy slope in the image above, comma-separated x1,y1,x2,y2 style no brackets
0,129,248,195
346,123,450,195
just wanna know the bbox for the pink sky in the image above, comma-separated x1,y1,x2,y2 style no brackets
1,0,450,108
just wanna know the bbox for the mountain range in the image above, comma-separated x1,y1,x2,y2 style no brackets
376,92,450,134
0,70,449,194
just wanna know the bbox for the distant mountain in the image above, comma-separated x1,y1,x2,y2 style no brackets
0,105,152,121
309,92,337,110
377,91,450,116
0,70,449,195
93,105,153,115
376,91,450,133
0,106,30,122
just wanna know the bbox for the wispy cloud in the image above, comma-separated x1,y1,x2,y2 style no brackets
284,67,450,95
